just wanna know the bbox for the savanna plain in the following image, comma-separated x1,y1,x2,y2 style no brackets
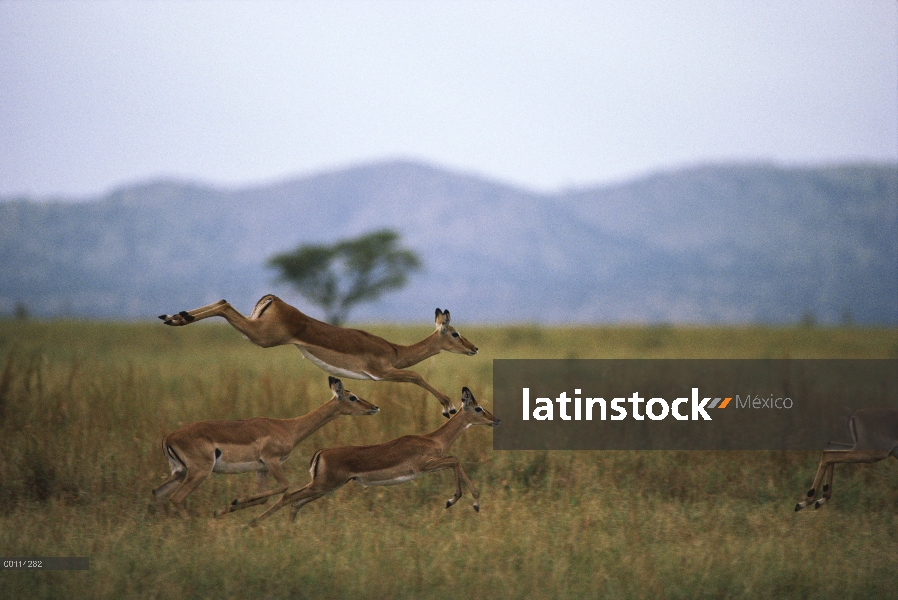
1,319,897,598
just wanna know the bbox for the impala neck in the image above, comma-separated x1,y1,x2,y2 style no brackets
285,399,344,446
394,331,443,369
425,411,476,450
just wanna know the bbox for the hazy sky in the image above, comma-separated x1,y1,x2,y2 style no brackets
1,1,896,197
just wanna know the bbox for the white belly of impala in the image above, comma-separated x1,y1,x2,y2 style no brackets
294,345,380,380
212,459,265,474
355,473,420,487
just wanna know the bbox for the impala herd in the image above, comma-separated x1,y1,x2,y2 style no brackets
154,295,897,521
155,295,493,523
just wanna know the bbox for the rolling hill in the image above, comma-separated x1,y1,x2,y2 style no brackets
1,161,895,324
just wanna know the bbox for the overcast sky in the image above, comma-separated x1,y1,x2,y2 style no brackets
1,1,896,198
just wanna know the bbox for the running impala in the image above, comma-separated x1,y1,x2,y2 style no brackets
244,387,499,527
152,377,379,518
159,295,478,417
795,407,898,511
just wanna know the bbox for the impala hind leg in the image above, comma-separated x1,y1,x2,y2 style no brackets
247,482,330,527
288,489,330,522
166,460,214,519
158,299,227,325
215,459,290,517
152,470,186,504
159,297,289,347
153,443,189,505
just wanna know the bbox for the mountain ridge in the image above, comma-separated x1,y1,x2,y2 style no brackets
2,160,895,324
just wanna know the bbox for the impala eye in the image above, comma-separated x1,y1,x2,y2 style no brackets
350,396,358,402
451,332,460,338
475,406,483,412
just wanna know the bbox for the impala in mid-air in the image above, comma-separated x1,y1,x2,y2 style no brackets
152,377,379,518
244,387,499,527
159,295,478,417
795,407,898,511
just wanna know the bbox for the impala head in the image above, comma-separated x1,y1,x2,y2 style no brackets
328,376,380,415
434,308,478,356
458,387,500,427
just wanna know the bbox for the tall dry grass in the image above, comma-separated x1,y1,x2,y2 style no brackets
0,319,897,598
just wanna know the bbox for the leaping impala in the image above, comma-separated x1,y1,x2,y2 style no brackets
795,407,898,511
159,295,478,417
244,387,499,527
152,376,379,518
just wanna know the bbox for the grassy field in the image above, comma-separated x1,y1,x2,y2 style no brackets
0,319,897,598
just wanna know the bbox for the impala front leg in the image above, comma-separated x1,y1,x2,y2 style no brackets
796,449,891,511
795,459,828,512
813,463,836,509
381,368,457,417
813,449,889,509
419,457,465,509
422,457,482,512
455,462,481,512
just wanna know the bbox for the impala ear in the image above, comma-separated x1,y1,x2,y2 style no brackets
435,308,448,327
329,377,343,394
461,387,475,408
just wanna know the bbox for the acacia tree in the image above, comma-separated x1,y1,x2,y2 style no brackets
267,229,422,326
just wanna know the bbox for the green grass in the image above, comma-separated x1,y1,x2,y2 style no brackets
0,319,897,598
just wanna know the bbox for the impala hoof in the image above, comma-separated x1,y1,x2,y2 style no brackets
449,408,457,415
794,503,803,512
446,500,452,509
473,504,479,513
